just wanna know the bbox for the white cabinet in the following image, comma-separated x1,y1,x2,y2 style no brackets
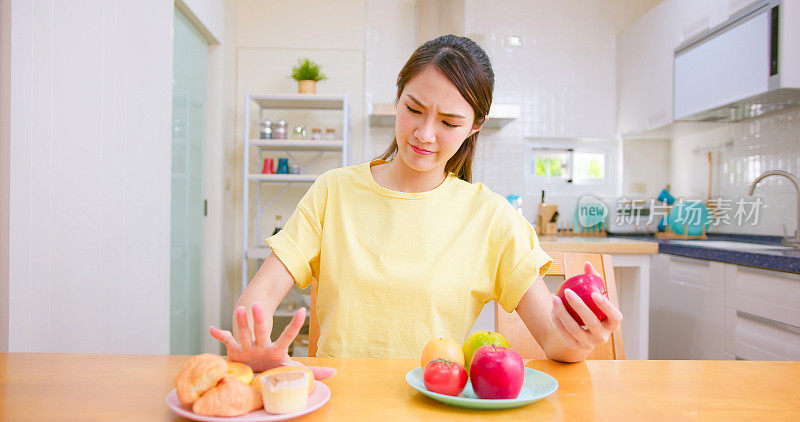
724,265,800,360
617,1,681,136
650,253,800,360
649,254,727,359
671,0,747,45
616,0,768,136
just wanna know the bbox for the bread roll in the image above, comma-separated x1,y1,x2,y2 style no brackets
227,361,254,385
192,377,263,417
175,354,228,405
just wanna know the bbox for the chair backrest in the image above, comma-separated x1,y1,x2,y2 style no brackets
495,252,625,360
309,279,320,357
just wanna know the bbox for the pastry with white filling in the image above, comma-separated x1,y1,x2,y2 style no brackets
259,370,310,414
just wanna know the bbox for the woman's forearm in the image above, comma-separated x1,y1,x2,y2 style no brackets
541,331,593,363
233,253,295,338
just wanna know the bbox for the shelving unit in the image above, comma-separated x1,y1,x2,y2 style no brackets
242,94,349,292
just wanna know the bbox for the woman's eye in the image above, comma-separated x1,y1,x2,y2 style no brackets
406,105,459,128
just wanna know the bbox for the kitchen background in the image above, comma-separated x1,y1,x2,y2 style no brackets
1,0,797,355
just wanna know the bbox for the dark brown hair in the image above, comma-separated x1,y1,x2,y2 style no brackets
376,34,494,182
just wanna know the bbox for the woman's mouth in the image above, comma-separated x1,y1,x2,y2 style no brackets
410,144,434,155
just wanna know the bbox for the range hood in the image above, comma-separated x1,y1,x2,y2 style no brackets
673,0,800,122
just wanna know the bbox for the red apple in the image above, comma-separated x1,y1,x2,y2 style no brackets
423,359,468,396
469,345,525,399
556,272,608,326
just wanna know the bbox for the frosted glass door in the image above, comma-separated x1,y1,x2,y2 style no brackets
170,8,207,354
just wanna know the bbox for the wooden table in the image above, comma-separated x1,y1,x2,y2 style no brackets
1,354,798,421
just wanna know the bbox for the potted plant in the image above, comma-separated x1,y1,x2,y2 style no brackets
291,58,327,94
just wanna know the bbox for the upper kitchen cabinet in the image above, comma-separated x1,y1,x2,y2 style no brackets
617,0,798,137
617,0,681,137
782,0,800,88
673,0,759,44
617,0,800,138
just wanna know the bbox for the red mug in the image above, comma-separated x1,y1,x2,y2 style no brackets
262,158,274,174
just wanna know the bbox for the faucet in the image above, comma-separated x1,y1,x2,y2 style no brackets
748,170,800,247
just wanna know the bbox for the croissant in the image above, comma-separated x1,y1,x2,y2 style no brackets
175,354,228,405
192,377,263,417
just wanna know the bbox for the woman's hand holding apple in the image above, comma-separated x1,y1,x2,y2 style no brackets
551,261,623,351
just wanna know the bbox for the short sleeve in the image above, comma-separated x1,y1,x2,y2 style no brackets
265,173,329,289
493,208,553,313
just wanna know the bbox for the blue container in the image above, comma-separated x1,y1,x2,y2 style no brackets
667,201,712,236
276,158,289,174
658,188,675,205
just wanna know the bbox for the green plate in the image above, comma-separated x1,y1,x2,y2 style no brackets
405,367,558,410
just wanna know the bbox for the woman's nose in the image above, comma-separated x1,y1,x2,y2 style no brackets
415,119,436,143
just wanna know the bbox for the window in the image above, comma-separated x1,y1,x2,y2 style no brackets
525,139,620,196
573,151,606,183
533,151,569,178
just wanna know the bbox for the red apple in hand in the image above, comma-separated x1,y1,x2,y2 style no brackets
556,271,608,325
469,345,525,399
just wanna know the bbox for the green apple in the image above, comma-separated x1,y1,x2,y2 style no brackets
462,331,510,373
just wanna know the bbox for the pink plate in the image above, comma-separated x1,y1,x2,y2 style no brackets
166,381,331,422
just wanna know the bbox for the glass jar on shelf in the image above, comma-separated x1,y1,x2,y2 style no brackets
325,128,337,140
291,125,307,140
259,119,273,139
310,128,322,140
274,119,288,140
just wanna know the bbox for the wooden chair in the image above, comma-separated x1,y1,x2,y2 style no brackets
495,252,625,360
308,279,320,357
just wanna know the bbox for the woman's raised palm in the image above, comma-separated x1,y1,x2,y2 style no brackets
209,303,335,380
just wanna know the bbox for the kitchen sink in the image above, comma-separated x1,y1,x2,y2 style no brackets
668,240,795,251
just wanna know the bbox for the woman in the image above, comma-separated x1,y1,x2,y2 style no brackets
210,35,622,380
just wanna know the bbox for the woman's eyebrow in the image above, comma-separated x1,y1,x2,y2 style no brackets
406,94,466,119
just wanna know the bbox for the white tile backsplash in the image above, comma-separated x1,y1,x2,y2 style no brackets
671,106,800,236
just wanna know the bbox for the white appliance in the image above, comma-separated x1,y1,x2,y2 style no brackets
607,199,658,234
674,0,800,121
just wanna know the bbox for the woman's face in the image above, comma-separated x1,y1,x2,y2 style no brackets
394,66,481,176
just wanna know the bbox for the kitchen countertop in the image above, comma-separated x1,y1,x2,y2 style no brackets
2,353,799,421
539,235,658,254
613,233,800,274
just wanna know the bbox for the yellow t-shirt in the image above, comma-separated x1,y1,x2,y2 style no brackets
266,160,553,358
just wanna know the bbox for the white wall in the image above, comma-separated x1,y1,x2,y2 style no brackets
0,0,11,351
364,0,418,161
622,138,671,199
179,0,225,42
7,0,173,353
3,0,224,354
